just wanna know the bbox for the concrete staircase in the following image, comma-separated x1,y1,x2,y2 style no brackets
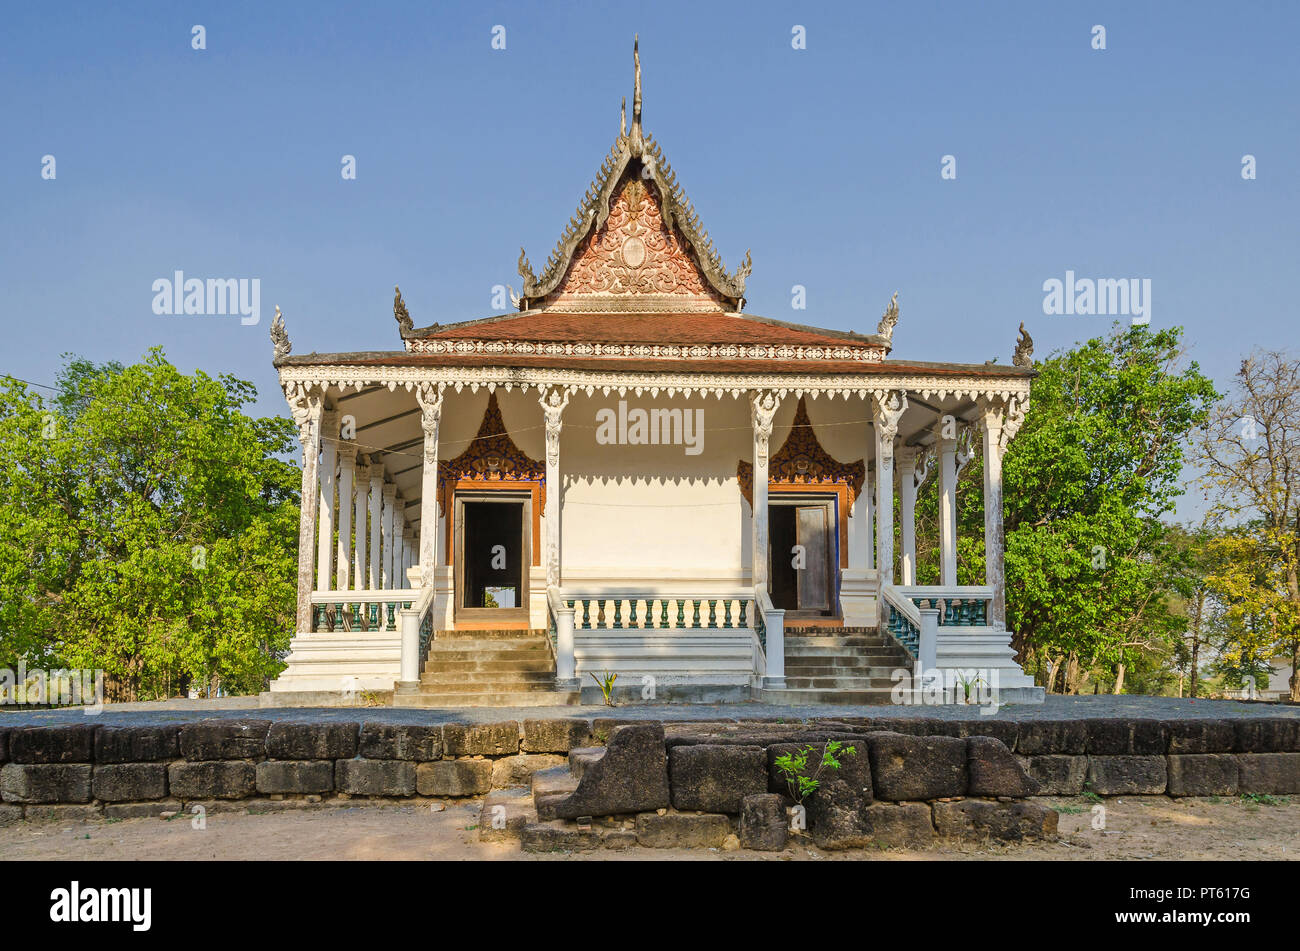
392,630,580,708
763,626,913,704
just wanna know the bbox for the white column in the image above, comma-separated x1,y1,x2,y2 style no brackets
402,530,416,587
982,394,1024,628
368,469,384,589
937,423,958,587
873,392,906,588
316,410,338,592
381,483,396,588
539,389,570,590
864,471,874,570
287,386,323,631
353,458,370,590
393,498,406,589
751,392,780,590
416,384,443,588
898,447,918,586
336,446,356,592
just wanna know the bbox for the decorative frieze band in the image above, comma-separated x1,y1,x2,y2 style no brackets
404,336,887,364
278,363,1031,406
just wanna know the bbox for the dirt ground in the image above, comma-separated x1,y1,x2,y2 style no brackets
0,795,1294,860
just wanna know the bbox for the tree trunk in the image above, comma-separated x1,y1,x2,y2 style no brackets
1291,640,1300,703
1112,662,1126,695
1045,655,1063,694
1189,592,1204,699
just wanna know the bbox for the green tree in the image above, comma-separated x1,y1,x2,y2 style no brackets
916,325,1217,693
0,350,299,700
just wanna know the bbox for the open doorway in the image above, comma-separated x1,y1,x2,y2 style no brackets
454,494,529,622
768,498,835,617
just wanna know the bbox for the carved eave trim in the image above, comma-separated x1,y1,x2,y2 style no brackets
277,363,1032,404
736,397,865,511
520,133,747,308
437,392,546,516
405,337,887,363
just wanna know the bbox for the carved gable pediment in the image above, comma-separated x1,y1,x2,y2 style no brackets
537,172,730,313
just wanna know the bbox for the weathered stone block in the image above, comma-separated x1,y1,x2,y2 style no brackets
334,759,416,797
167,761,256,799
739,793,788,851
442,721,520,757
948,720,1020,750
23,804,102,822
670,744,768,813
1167,754,1239,796
491,754,566,789
0,802,25,825
1014,720,1087,755
255,760,335,795
1019,755,1088,795
358,722,443,761
553,724,670,819
1,763,93,803
9,725,97,763
520,821,601,852
103,800,182,819
967,736,1037,797
1086,756,1167,795
867,732,967,800
478,789,538,842
521,718,592,753
1235,719,1300,753
815,801,934,850
179,719,271,760
266,721,359,760
0,728,10,764
933,800,1058,841
1164,720,1235,754
1237,753,1300,794
416,760,493,797
635,811,730,849
1087,719,1167,755
92,763,168,802
94,726,180,763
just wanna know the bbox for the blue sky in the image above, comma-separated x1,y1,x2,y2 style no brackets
2,1,1296,493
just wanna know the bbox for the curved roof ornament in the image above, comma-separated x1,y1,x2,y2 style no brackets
1012,321,1034,367
629,35,644,156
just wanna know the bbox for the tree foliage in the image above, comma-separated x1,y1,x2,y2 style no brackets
0,350,299,700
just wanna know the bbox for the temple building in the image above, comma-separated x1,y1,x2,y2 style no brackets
266,42,1042,706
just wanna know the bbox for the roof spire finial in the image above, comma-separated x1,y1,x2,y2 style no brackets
630,35,644,155
620,96,626,136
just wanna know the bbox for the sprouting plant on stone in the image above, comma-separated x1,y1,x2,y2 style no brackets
591,670,618,706
773,740,857,805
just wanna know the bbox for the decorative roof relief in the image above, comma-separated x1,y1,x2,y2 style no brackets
517,39,750,312
737,397,866,510
436,391,545,515
1012,322,1034,368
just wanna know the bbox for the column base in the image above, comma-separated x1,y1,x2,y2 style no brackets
554,677,580,691
393,681,419,695
761,676,787,690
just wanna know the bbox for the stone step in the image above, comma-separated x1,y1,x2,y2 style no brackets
532,765,579,819
782,636,888,648
568,747,604,782
783,664,908,678
427,641,550,654
392,691,581,708
419,669,555,685
416,680,560,694
422,650,551,665
786,650,906,663
422,658,555,672
780,670,904,685
434,629,548,639
760,687,899,704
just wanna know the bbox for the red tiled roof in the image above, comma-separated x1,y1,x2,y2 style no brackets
413,312,876,349
285,350,1032,378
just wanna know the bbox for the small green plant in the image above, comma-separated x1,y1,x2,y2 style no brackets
953,671,988,703
773,740,857,804
1240,792,1283,806
590,670,618,706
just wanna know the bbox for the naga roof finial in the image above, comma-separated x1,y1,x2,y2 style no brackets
394,284,413,337
1013,321,1035,368
630,35,644,155
270,305,291,362
620,96,626,137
